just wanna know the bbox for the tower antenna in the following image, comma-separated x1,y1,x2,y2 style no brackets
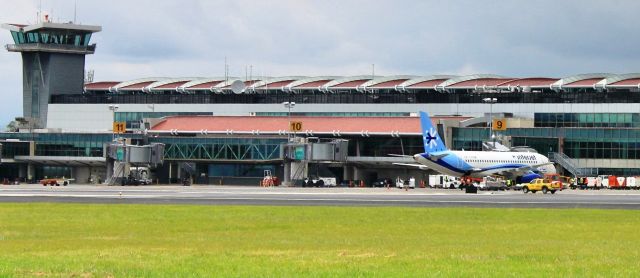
38,0,42,24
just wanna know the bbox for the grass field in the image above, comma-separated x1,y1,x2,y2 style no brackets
0,204,639,277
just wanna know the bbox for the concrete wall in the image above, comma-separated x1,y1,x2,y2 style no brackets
22,53,85,128
74,166,91,184
578,159,640,170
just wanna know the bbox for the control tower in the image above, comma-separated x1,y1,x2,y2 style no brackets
2,20,101,128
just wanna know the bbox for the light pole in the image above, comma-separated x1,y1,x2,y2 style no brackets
108,104,119,141
283,101,295,142
482,97,497,146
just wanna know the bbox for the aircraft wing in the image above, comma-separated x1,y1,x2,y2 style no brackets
387,154,413,158
392,163,429,170
490,162,555,176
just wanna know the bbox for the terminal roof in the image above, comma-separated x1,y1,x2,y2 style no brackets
2,22,101,33
149,115,470,136
83,73,640,93
496,78,559,88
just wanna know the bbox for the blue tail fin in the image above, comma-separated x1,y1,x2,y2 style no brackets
419,111,448,153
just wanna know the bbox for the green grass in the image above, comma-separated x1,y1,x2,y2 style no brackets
0,204,639,277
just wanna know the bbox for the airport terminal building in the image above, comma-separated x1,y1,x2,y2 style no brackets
2,21,640,184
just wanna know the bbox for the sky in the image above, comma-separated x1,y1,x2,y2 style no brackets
1,0,640,128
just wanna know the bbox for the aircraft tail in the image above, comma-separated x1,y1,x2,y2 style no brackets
419,111,448,153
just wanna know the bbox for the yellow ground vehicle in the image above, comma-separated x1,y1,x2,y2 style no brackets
523,178,562,194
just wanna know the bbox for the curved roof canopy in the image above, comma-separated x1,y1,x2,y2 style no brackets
598,73,640,88
84,73,640,94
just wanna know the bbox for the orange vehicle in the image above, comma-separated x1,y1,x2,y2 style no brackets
607,175,626,189
40,178,70,186
544,174,571,189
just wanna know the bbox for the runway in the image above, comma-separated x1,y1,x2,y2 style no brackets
1,185,640,209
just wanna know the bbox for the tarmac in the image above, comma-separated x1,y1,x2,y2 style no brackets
1,184,640,209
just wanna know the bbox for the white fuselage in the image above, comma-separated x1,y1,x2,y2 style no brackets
414,151,556,178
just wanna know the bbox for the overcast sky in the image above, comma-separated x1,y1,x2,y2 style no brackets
1,0,640,127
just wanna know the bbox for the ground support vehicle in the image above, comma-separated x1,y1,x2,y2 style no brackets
428,175,458,188
478,176,507,191
304,176,336,187
395,177,416,189
545,174,572,189
443,178,461,189
372,178,393,187
607,175,627,190
40,178,73,186
523,178,562,194
260,170,280,187
627,177,639,190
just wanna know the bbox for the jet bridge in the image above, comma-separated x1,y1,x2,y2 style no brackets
281,138,349,186
104,140,165,185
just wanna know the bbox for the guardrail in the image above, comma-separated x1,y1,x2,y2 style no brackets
549,152,598,177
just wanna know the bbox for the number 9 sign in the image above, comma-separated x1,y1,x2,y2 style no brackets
492,119,507,131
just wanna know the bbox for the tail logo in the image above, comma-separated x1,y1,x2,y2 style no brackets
424,128,438,149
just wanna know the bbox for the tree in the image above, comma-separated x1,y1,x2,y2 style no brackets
5,121,18,132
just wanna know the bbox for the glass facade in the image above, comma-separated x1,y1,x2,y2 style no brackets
115,112,212,129
350,137,423,157
452,127,640,160
0,141,30,158
0,133,141,157
52,88,640,105
33,134,112,157
12,30,93,46
153,137,285,161
208,164,275,177
38,166,72,179
536,113,639,128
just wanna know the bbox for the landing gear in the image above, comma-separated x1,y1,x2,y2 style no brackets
465,185,478,194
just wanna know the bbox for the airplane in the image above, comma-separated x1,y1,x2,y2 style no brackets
396,111,556,185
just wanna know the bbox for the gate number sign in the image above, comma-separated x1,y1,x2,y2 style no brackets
492,119,507,131
290,121,303,132
113,122,126,133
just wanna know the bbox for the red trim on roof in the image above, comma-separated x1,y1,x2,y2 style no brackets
407,79,447,88
330,79,370,88
448,78,514,88
120,81,156,90
259,80,296,88
150,116,470,134
155,81,189,90
563,78,605,87
188,80,224,90
244,80,261,86
497,78,559,87
84,81,120,90
294,80,332,88
610,78,640,86
369,79,409,88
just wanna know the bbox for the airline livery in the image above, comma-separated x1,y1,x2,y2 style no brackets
404,111,556,184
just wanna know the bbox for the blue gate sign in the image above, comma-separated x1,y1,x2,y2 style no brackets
116,148,124,161
294,146,305,160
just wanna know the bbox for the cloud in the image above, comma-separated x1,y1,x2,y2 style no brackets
1,0,640,127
